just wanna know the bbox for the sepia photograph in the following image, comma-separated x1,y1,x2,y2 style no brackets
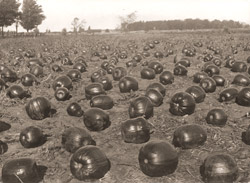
0,0,250,182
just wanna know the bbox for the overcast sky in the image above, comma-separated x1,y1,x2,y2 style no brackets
8,0,250,32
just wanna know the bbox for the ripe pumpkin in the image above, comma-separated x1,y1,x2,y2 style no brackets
1,68,18,83
73,62,87,73
54,87,70,101
29,65,43,77
232,74,250,86
231,61,247,72
95,76,113,91
67,102,83,117
140,68,156,80
19,126,45,148
85,83,106,100
25,97,51,120
148,61,163,74
169,92,196,116
205,108,228,127
51,64,63,72
159,71,174,85
138,140,178,177
129,96,154,119
173,65,188,76
200,77,216,93
112,67,127,81
218,88,238,103
193,72,208,83
172,124,207,149
90,70,106,82
2,158,41,183
67,69,82,82
145,88,163,107
236,87,250,106
204,65,220,77
121,117,150,143
83,108,111,131
225,58,235,68
0,121,11,132
212,75,226,86
200,153,239,183
70,146,111,181
119,76,138,93
62,127,96,153
52,75,73,91
185,86,206,103
146,82,166,97
90,95,114,110
6,85,31,99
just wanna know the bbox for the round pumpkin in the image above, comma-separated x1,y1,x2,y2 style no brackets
52,75,73,91
54,87,70,101
67,102,83,117
146,82,166,97
145,88,163,107
185,86,206,103
169,92,196,116
96,76,113,91
67,69,82,82
62,127,96,153
51,64,63,72
85,83,106,100
205,108,228,127
225,58,235,68
83,108,111,131
121,117,150,144
112,67,127,81
21,73,39,86
148,61,163,74
6,85,30,99
70,146,111,181
218,88,238,103
138,140,178,177
200,153,239,183
232,74,250,86
129,96,154,119
173,65,188,76
140,68,156,80
1,68,18,83
73,62,87,73
193,72,208,83
118,76,138,93
159,71,174,85
90,95,114,110
25,97,51,120
29,65,43,77
231,61,247,72
212,75,226,86
236,87,250,106
19,126,45,148
173,124,207,149
200,77,216,93
204,65,220,77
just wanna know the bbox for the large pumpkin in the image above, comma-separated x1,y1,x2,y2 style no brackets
185,86,206,103
52,75,73,91
236,87,250,106
119,76,138,93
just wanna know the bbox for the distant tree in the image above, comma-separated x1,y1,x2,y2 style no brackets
119,11,137,32
78,27,85,33
15,12,22,35
62,28,67,36
20,0,45,32
0,0,20,37
71,17,86,34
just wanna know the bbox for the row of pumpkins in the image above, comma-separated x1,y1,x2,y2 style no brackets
0,38,250,183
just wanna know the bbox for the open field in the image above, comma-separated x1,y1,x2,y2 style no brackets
0,31,250,183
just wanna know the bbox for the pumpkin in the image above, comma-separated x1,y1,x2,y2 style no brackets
200,77,216,93
90,95,114,110
2,158,41,183
204,65,220,77
73,62,87,73
169,92,196,116
148,61,163,74
118,76,138,93
70,146,111,181
146,82,166,97
0,140,8,154
67,69,82,82
173,124,207,149
52,75,73,91
6,85,31,99
121,117,151,144
19,126,45,148
26,58,43,68
129,96,154,119
21,73,39,86
212,75,226,86
62,127,96,153
154,51,164,59
173,65,188,76
106,65,115,74
51,64,63,72
0,121,11,132
138,140,178,177
232,74,250,86
112,67,127,81
236,87,250,106
200,153,239,183
231,61,247,72
193,72,208,83
212,58,222,67
140,68,156,80
95,76,113,91
185,86,206,103
85,83,106,100
205,108,227,127
1,68,18,83
25,97,51,120
90,70,106,82
101,61,109,70
145,88,163,107
218,88,238,102
175,58,191,67
54,87,70,101
225,58,235,68
0,78,8,91
29,65,43,77
61,56,73,65
67,102,83,117
159,71,174,85
83,108,111,131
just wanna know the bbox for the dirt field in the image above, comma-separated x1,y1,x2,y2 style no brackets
0,31,250,183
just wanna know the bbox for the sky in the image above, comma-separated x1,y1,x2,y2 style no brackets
8,0,250,32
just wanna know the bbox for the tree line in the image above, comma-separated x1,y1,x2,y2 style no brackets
0,0,45,37
127,19,249,31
